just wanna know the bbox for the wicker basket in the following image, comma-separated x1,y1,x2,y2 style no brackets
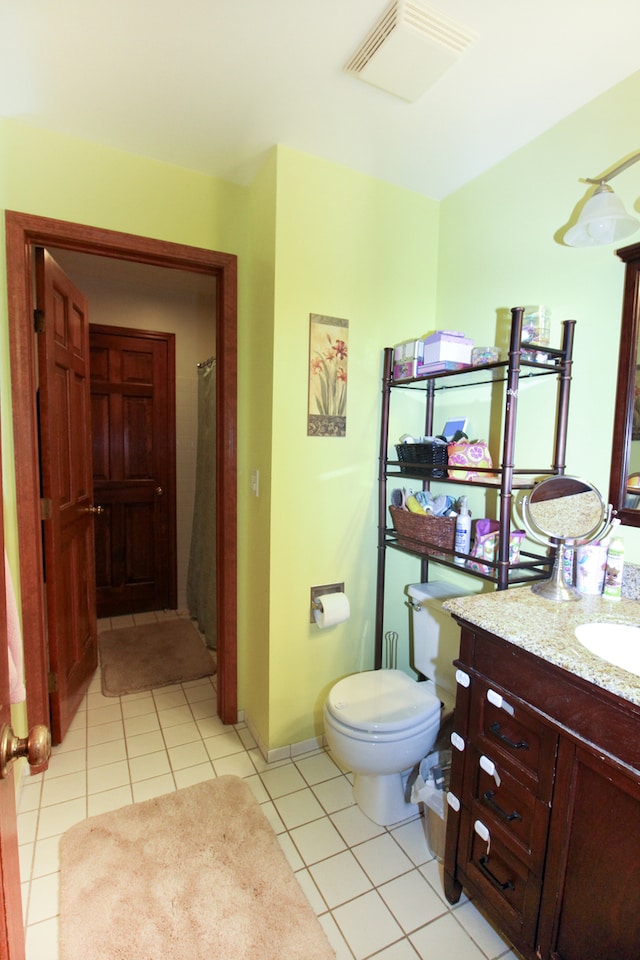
394,442,448,478
389,506,456,550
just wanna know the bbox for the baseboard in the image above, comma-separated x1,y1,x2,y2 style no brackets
244,713,326,764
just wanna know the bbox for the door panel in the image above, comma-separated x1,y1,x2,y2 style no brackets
0,477,26,959
90,325,176,617
36,249,98,745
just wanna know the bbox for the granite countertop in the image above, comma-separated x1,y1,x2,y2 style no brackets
443,586,640,708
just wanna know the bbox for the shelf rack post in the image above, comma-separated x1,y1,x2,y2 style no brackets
374,348,393,669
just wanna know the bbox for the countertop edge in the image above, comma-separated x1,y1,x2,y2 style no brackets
443,585,640,708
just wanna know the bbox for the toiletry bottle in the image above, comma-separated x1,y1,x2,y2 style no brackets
454,497,471,566
603,534,625,601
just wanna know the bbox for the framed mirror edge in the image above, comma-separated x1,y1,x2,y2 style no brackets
608,240,640,527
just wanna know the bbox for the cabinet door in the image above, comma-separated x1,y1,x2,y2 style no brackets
539,740,640,959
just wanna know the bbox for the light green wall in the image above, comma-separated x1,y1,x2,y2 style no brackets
438,69,640,562
241,149,278,745
266,146,439,747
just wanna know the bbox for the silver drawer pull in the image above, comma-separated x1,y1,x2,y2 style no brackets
451,732,465,752
456,669,470,688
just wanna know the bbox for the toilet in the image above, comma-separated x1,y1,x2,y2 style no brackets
323,580,467,826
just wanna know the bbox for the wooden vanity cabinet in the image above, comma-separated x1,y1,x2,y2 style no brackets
445,622,640,960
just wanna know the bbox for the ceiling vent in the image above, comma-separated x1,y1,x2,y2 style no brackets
344,0,477,103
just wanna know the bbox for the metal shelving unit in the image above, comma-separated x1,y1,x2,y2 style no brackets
374,307,576,668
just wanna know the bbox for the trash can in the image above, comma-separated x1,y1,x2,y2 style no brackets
410,750,452,862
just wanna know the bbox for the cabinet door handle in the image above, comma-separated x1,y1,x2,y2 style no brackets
478,855,515,891
489,721,529,750
483,789,522,822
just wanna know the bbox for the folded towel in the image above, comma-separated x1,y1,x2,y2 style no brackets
5,552,26,705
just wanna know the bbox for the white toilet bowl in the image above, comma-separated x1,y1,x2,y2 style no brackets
324,669,441,826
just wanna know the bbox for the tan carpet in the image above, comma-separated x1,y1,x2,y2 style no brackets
59,776,335,960
98,619,216,696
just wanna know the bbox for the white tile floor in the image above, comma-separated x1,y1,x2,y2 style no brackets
17,610,523,960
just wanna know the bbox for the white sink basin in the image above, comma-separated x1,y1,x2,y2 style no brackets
575,622,640,677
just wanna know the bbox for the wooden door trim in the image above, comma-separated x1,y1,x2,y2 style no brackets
5,211,237,725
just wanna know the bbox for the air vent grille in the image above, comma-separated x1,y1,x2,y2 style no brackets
345,0,477,102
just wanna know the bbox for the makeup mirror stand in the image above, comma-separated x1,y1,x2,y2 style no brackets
521,479,614,602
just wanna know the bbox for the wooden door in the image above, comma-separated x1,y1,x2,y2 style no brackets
0,467,26,959
90,325,176,618
36,249,98,744
539,740,640,960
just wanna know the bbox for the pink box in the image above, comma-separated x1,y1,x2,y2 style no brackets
393,359,420,381
422,330,473,366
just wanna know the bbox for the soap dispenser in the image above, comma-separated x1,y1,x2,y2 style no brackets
454,497,471,566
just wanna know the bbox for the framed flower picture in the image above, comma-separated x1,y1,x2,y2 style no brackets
307,314,348,437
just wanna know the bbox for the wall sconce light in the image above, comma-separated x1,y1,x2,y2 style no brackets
564,150,640,247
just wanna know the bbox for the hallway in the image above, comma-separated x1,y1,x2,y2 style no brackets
17,611,521,960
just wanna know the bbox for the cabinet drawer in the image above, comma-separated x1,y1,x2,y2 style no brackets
459,808,540,947
468,749,550,870
468,679,557,798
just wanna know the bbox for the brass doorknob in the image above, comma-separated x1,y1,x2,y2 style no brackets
0,724,51,778
155,486,164,496
88,505,104,515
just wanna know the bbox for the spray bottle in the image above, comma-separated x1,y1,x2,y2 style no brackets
454,497,471,566
603,520,624,601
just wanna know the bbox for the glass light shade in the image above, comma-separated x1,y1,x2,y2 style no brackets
565,185,640,247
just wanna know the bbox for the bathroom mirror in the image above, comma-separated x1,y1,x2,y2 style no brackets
609,241,640,526
521,476,610,601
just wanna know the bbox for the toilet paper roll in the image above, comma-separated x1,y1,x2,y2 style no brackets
313,592,350,628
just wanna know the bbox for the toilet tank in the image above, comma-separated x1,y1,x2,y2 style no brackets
407,580,473,704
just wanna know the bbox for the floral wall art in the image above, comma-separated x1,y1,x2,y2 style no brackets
307,313,349,437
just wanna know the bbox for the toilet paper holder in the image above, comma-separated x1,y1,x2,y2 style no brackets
310,582,344,623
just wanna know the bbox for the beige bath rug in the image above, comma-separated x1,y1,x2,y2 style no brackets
59,776,335,960
98,619,216,696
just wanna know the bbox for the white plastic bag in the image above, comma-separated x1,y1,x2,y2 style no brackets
410,750,450,818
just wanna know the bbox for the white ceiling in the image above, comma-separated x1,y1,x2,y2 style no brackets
2,0,640,200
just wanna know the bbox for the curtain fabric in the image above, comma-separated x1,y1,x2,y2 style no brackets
187,362,217,649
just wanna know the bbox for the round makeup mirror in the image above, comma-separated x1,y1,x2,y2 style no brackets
521,476,612,602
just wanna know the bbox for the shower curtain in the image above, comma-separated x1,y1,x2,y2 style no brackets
187,359,217,649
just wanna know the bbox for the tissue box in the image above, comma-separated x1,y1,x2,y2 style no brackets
421,330,473,366
393,338,426,381
393,338,426,363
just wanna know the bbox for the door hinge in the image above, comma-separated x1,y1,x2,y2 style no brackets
48,671,57,693
33,308,45,333
40,498,52,520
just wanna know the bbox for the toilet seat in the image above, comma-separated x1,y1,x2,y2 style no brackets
326,669,440,736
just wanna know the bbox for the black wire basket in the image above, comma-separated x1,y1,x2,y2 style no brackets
394,441,449,478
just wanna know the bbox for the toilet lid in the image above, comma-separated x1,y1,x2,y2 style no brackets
326,669,441,733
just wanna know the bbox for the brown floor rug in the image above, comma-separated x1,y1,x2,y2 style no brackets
99,619,216,696
59,776,335,960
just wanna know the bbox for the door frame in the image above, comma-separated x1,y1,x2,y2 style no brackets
5,210,238,726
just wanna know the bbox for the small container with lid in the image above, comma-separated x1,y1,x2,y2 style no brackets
471,346,501,366
521,305,550,346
